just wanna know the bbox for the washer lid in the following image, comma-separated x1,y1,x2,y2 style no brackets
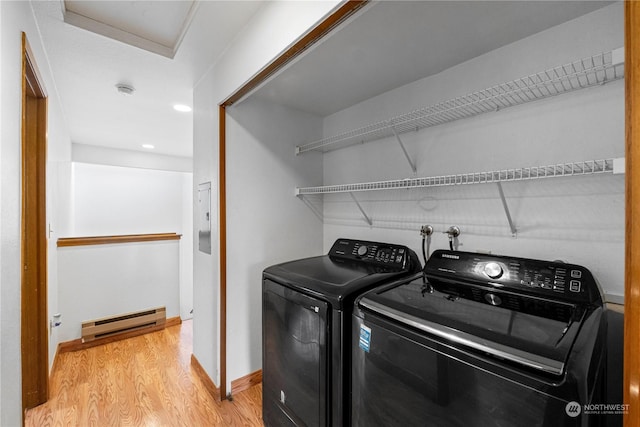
264,255,419,308
269,255,378,286
358,277,595,376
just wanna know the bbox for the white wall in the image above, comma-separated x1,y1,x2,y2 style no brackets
47,137,74,368
226,97,323,383
1,2,5,420
192,68,219,384
180,173,194,320
192,0,340,391
70,145,194,320
71,162,189,236
56,161,193,339
0,1,72,424
209,1,342,103
57,240,181,342
322,4,625,300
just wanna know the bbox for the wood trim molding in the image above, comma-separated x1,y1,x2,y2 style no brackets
230,370,262,396
57,316,182,353
164,316,183,328
190,354,221,401
216,0,369,403
625,3,640,426
219,105,228,401
57,233,181,247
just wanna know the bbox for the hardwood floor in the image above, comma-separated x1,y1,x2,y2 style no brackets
25,320,264,426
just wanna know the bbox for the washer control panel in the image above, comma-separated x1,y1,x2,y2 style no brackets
425,250,602,305
483,262,503,279
329,238,413,270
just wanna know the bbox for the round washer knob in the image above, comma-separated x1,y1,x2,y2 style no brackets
357,245,368,256
484,293,502,306
484,262,503,279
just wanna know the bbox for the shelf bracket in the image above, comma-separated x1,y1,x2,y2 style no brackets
349,192,372,226
296,192,324,222
496,182,517,237
390,125,417,174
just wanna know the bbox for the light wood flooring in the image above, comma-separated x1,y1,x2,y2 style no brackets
25,320,264,426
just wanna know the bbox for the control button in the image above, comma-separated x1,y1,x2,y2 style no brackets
357,245,368,256
571,270,582,279
483,262,503,279
484,293,502,306
540,283,552,290
569,280,581,292
399,248,405,254
396,256,402,263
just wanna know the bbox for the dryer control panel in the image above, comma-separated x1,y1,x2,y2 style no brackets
329,238,414,270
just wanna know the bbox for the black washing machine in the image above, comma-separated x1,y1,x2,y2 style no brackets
352,249,608,426
262,238,421,427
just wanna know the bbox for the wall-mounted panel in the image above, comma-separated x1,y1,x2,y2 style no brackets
198,182,212,254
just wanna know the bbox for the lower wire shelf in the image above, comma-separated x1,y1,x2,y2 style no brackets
295,158,624,234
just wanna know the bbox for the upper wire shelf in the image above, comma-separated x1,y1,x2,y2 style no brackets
295,48,624,155
296,158,623,196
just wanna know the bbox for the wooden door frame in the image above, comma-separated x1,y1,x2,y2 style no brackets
624,3,639,427
218,104,228,399
216,0,369,400
21,32,49,413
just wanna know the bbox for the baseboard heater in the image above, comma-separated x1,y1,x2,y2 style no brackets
81,307,166,343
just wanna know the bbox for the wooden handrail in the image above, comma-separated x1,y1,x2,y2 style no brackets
57,233,181,247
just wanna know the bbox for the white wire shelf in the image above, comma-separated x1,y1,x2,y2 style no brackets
296,159,623,196
296,48,624,155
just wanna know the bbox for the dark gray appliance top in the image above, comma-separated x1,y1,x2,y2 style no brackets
263,238,421,309
357,249,605,376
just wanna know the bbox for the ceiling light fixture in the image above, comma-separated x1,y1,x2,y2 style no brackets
115,83,135,96
142,144,155,149
173,104,192,112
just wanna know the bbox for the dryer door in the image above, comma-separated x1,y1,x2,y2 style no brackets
263,279,329,427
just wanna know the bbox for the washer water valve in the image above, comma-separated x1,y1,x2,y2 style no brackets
444,226,461,250
445,226,460,238
420,225,434,237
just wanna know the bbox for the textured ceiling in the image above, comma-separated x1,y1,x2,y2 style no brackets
32,0,265,158
63,0,199,57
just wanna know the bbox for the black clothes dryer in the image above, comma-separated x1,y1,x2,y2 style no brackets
352,250,608,427
262,238,421,427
